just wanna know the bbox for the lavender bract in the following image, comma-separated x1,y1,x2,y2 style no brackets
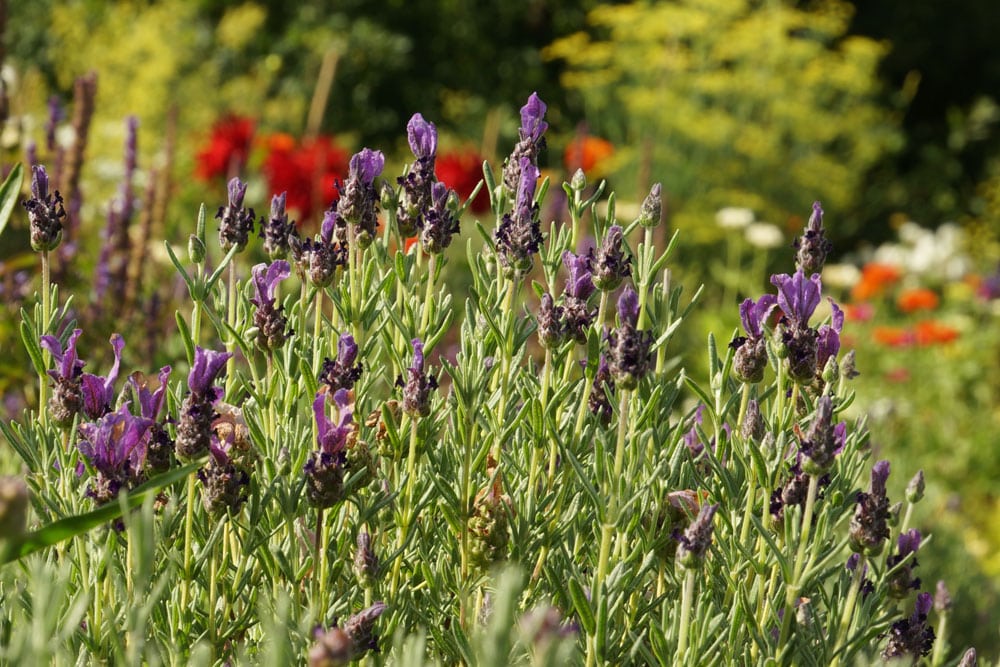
397,338,437,418
22,165,66,252
176,346,232,461
319,333,363,392
260,192,296,259
608,286,653,390
250,260,293,352
420,181,460,254
495,157,542,278
799,395,846,475
40,328,85,426
217,177,255,253
591,225,631,291
128,365,174,474
794,201,833,275
502,92,548,193
303,389,354,509
396,113,437,238
848,460,892,555
291,210,348,287
77,404,153,505
337,148,385,248
79,333,125,420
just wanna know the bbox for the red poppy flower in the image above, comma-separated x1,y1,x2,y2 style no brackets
563,135,615,177
435,149,490,214
195,115,255,182
262,134,349,224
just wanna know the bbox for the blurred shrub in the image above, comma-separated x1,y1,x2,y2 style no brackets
543,0,901,243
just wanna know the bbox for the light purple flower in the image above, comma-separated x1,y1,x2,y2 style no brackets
314,388,353,455
349,148,385,187
251,260,291,310
41,328,85,383
562,251,595,301
406,113,437,160
79,333,125,420
739,294,778,339
519,92,548,143
771,270,822,329
515,157,539,217
816,298,845,370
77,404,154,505
188,346,233,397
338,333,359,367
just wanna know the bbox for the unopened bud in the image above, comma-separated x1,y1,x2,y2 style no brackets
905,470,925,504
822,356,839,384
639,183,662,228
188,234,206,264
570,168,587,192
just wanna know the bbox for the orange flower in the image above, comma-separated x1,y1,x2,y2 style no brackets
851,263,901,301
844,302,874,322
873,326,913,348
896,288,939,313
914,320,959,345
563,135,615,176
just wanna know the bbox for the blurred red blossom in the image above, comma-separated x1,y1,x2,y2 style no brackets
262,133,349,224
563,135,614,177
195,115,255,181
435,149,490,214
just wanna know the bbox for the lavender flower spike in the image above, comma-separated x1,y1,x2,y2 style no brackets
398,338,438,417
407,113,438,160
591,225,632,291
420,181,461,254
338,148,385,247
40,328,85,426
23,164,66,252
794,201,833,275
771,270,823,329
217,176,256,252
303,388,353,508
319,333,363,392
882,592,935,660
849,459,891,555
251,260,293,351
799,395,846,475
502,92,548,192
187,346,233,397
260,192,296,260
77,404,153,505
519,92,549,144
677,502,719,568
562,251,595,301
495,157,543,278
315,389,354,455
608,285,654,390
80,333,125,420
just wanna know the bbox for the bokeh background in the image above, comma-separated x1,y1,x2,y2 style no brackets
1,0,999,656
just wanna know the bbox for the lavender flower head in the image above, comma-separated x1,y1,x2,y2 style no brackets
560,250,597,344
309,602,388,665
638,183,663,228
882,592,935,660
304,389,354,509
397,338,438,417
354,530,380,589
676,502,719,568
799,395,846,475
40,328,85,426
319,333,363,392
23,164,66,252
537,292,566,350
794,201,834,275
771,270,822,330
128,365,174,474
495,157,543,278
79,333,125,420
291,209,348,287
216,177,255,253
198,430,251,516
250,260,293,351
588,354,615,426
77,404,153,505
395,114,438,238
887,529,924,598
337,148,385,248
176,346,233,462
731,294,777,383
608,285,653,390
816,298,844,372
590,225,632,291
849,459,892,555
502,92,548,193
260,192,297,259
420,181,461,254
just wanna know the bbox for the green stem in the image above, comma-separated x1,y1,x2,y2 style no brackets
420,254,437,338
391,419,421,596
225,263,237,397
180,472,197,616
930,611,948,667
777,474,820,649
637,226,653,330
313,289,324,373
830,554,865,667
316,509,327,622
38,250,51,425
677,568,696,659
208,535,218,646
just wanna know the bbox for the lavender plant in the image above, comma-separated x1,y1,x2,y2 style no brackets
0,92,983,667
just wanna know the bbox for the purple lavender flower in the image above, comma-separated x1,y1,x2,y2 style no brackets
741,399,765,442
816,298,844,372
77,404,153,505
882,592,935,660
560,251,597,343
590,225,632,291
319,333,363,392
676,502,718,568
420,181,461,254
638,183,663,228
396,115,438,237
303,389,354,508
771,270,823,330
216,177,255,252
731,294,777,383
608,285,654,390
250,260,293,351
794,202,833,275
22,165,66,252
337,148,385,248
40,328,85,426
354,530,380,589
260,192,297,259
175,346,233,461
290,209,348,287
537,293,566,350
128,365,175,474
502,93,548,193
563,251,595,301
397,338,438,417
799,395,846,475
309,602,388,665
887,529,924,598
495,157,543,278
849,460,892,555
198,431,250,516
588,354,615,426
79,333,125,420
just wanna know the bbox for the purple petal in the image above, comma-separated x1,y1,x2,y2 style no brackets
562,250,595,300
516,157,539,212
188,346,233,395
80,374,110,420
871,459,890,495
337,334,358,367
350,148,385,186
270,192,287,219
106,333,125,391
739,295,777,339
914,592,933,618
410,338,425,374
321,209,338,244
808,201,824,231
406,113,437,160
41,328,84,380
519,92,548,142
771,270,822,328
331,387,353,428
617,285,640,328
31,165,50,201
227,177,248,208
252,260,291,306
898,528,922,556
313,391,330,448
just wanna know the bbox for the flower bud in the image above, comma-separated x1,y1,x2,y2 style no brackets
570,168,587,192
638,183,662,228
188,234,206,263
905,469,925,504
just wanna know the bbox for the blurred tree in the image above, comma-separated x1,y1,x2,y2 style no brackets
543,0,901,244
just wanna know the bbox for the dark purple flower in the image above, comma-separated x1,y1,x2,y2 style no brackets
304,389,353,508
354,530,380,588
397,338,438,417
22,164,66,252
187,346,232,397
741,399,766,441
849,459,892,555
176,347,232,462
495,157,543,278
79,333,125,420
316,389,354,455
128,365,175,474
740,295,778,340
816,298,844,371
608,285,653,390
617,285,640,329
882,592,935,660
590,225,631,291
771,270,822,330
502,93,548,193
291,209,348,287
887,529,924,598
420,181,461,254
537,293,566,350
260,192,297,259
198,430,251,516
794,202,833,275
396,118,437,239
129,365,171,421
562,250,595,301
41,328,85,426
338,148,385,247
216,177,255,252
588,354,615,426
250,260,293,351
319,333,363,392
77,404,153,505
799,395,846,475
41,328,85,385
